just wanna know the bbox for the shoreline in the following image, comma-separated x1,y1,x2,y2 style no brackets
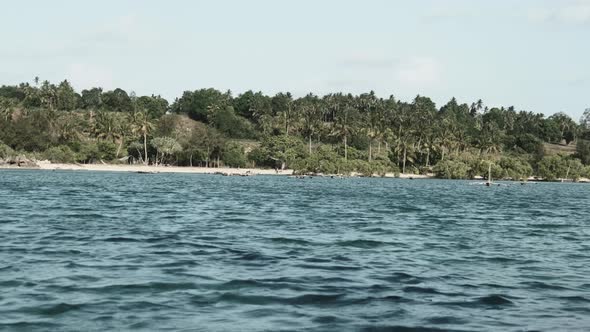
32,162,294,176
2,162,587,182
0,161,430,178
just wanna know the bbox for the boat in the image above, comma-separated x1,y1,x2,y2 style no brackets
470,162,505,186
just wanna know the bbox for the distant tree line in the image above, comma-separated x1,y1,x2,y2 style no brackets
1,79,590,180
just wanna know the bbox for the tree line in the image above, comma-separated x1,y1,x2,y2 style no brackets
1,78,590,180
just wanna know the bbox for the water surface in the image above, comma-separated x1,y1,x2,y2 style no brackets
1,170,589,331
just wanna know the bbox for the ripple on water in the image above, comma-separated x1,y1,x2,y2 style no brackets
1,171,589,331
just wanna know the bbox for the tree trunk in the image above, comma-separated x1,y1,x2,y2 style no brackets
426,149,430,167
368,141,372,162
441,147,446,161
402,146,407,174
190,153,193,167
344,135,348,160
309,135,312,155
135,147,143,164
206,147,210,168
143,132,148,165
116,138,123,158
217,155,220,168
378,141,381,154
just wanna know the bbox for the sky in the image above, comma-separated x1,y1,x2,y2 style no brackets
0,0,589,119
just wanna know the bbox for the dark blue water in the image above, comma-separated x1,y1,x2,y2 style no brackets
1,170,589,331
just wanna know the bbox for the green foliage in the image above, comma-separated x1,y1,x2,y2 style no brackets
151,137,183,155
0,141,15,158
172,88,230,123
537,155,569,181
433,160,470,179
248,147,271,168
291,145,398,176
208,106,255,139
97,141,118,161
56,80,77,111
257,135,306,169
233,90,272,122
0,78,586,181
222,143,247,168
291,145,342,174
136,95,168,119
574,140,590,165
151,137,182,164
498,157,532,180
513,134,544,154
43,145,76,163
80,88,103,109
102,88,133,113
566,159,585,181
73,141,100,163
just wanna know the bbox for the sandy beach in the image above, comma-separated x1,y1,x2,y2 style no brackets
32,161,293,176
0,160,433,178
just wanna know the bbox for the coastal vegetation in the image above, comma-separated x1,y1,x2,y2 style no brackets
1,79,590,180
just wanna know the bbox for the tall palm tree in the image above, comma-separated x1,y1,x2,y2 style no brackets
131,111,154,165
297,95,322,155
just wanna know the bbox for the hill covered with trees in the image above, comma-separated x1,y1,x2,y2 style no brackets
1,79,590,180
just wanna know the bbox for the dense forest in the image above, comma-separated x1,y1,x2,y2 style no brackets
1,78,590,180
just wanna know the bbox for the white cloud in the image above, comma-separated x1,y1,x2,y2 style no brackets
394,57,442,86
66,63,115,90
528,0,590,24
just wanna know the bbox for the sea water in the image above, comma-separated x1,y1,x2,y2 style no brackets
1,170,589,331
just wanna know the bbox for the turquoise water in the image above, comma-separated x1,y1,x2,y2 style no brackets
1,170,589,331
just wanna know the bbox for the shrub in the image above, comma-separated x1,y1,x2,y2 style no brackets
43,146,76,163
433,160,469,179
0,141,14,159
97,141,117,161
223,143,247,168
499,157,533,180
566,159,585,181
537,155,568,181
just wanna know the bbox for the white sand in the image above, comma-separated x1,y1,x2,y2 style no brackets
5,160,435,178
34,161,293,176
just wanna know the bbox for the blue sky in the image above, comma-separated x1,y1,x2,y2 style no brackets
1,0,588,119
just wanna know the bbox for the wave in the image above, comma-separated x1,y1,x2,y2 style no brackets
360,325,466,332
520,281,573,291
82,281,197,294
436,294,515,307
217,292,344,306
295,264,362,271
100,236,142,242
476,294,514,306
335,239,388,249
15,302,86,316
402,286,444,295
0,321,61,329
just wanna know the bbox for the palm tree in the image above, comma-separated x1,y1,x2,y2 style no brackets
0,98,16,121
94,111,120,142
131,111,154,165
296,94,322,155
